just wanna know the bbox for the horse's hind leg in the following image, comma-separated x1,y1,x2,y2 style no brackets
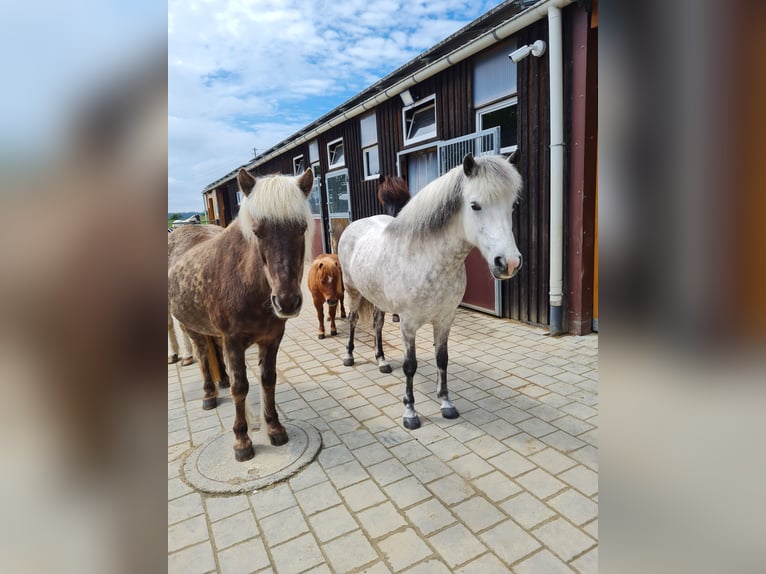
259,338,288,446
168,312,180,364
223,337,255,461
373,307,392,373
433,318,459,420
401,328,421,429
187,332,218,410
342,290,361,367
213,337,230,388
312,293,326,339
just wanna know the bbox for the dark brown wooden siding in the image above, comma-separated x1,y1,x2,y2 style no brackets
503,21,551,326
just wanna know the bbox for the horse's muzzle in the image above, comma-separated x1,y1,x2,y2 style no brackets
492,255,523,279
271,294,303,318
326,299,338,307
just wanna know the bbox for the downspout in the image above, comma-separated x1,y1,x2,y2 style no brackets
548,5,565,335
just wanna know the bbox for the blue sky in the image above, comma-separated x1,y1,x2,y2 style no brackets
168,0,500,212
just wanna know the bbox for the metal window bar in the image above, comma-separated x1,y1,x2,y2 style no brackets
436,126,500,175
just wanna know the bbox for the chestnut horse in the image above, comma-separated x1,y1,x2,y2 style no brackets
168,168,313,462
308,253,346,339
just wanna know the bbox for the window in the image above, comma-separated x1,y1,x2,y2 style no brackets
360,112,379,179
325,169,349,216
293,154,305,175
406,149,438,195
308,140,319,163
476,97,518,153
473,41,516,107
403,95,437,145
307,162,321,216
327,138,345,169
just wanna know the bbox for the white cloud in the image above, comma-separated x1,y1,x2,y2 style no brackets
169,0,491,210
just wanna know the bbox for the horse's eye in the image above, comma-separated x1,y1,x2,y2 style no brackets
470,202,481,211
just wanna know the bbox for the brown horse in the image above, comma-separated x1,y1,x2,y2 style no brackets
377,174,411,217
168,168,313,462
308,253,346,339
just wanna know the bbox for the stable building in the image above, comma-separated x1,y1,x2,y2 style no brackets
202,0,598,335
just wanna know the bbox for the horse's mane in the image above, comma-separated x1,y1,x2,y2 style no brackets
237,174,313,245
387,155,521,237
377,175,410,217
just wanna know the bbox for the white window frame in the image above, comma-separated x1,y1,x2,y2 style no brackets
293,154,305,175
402,94,437,146
363,145,379,180
475,96,518,154
360,112,379,180
327,137,345,170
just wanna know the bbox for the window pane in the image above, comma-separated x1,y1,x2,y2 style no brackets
326,171,349,216
328,141,344,167
308,164,321,215
308,140,319,163
360,113,377,147
480,105,517,149
474,41,516,106
365,146,379,177
408,106,436,141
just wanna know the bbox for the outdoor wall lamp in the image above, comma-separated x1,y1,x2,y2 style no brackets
400,89,415,106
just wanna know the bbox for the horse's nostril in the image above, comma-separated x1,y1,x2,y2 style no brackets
494,256,505,270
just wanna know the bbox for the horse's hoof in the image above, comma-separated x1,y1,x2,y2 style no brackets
168,354,179,364
379,364,392,374
441,406,460,419
392,314,400,323
330,330,337,336
269,431,289,446
202,397,217,410
318,333,325,340
340,312,347,319
343,357,354,367
403,416,421,430
219,378,230,389
181,356,195,366
234,444,255,462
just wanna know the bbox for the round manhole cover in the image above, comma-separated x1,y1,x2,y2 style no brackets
182,420,322,494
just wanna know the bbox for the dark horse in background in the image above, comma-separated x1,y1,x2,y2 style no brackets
168,168,313,462
377,175,411,323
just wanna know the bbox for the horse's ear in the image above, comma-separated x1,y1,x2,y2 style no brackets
318,262,324,269
237,169,256,197
297,168,314,197
462,153,477,177
508,148,520,165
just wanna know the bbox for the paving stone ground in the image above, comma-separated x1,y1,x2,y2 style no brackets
169,279,598,573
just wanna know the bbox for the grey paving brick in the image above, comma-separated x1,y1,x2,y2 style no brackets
250,482,297,518
571,546,597,574
168,477,193,502
429,523,487,568
211,509,259,550
168,514,209,553
408,455,453,484
294,480,343,516
569,444,598,471
217,537,271,573
390,440,431,464
559,464,598,496
513,549,575,573
504,432,547,456
368,457,411,486
323,530,379,572
583,518,597,539
404,559,452,573
378,528,433,572
324,459,369,489
426,436,471,460
471,470,522,503
260,506,309,547
168,540,216,574
488,449,535,478
269,532,324,574
452,496,506,532
463,434,507,459
447,452,494,480
309,504,358,543
318,443,355,468
528,448,577,475
540,430,587,453
454,552,511,573
481,418,522,441
427,473,475,506
479,519,540,566
515,468,567,499
168,492,204,525
354,441,394,467
383,476,432,510
500,492,556,529
204,495,251,522
341,479,388,512
357,501,408,539
404,498,456,536
548,489,598,525
533,518,595,562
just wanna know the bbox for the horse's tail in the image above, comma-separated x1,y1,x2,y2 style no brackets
357,297,375,326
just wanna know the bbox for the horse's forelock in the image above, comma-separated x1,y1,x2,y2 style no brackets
238,175,313,244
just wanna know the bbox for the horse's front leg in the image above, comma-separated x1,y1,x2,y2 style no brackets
433,319,459,420
401,330,420,429
373,307,392,373
312,294,326,339
224,337,254,461
259,339,288,446
327,300,338,337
